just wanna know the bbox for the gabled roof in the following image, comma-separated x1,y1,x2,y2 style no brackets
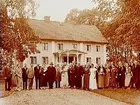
28,19,108,44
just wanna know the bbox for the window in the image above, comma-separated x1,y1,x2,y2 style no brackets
96,57,101,64
72,44,77,49
86,57,91,63
30,56,37,64
96,46,101,52
86,45,91,51
42,57,48,65
43,43,48,50
58,44,63,50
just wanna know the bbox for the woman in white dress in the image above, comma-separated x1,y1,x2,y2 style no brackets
60,63,69,88
89,64,97,90
125,63,132,88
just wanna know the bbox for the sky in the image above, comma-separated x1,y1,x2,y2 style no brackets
35,0,93,22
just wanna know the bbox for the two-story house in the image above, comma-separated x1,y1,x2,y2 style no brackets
23,17,108,67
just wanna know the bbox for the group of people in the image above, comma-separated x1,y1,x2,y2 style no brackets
2,60,140,91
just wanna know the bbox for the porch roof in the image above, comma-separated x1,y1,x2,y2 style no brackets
53,49,87,55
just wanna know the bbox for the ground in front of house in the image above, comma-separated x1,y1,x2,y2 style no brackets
0,89,129,105
0,79,139,105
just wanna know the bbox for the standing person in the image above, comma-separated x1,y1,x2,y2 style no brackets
55,64,61,88
95,64,100,89
34,64,40,89
89,64,97,90
22,64,28,90
27,64,34,90
68,63,76,88
83,64,90,90
3,63,12,91
98,66,106,89
40,66,48,89
134,61,140,89
61,63,69,88
125,63,132,88
118,62,126,88
109,64,118,88
47,62,56,89
75,63,84,89
11,65,16,89
129,62,136,88
104,64,111,88
15,63,22,91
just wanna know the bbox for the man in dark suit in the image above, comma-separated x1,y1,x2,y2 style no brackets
22,64,28,90
117,62,126,88
75,63,84,89
3,63,12,91
34,64,41,89
47,62,56,89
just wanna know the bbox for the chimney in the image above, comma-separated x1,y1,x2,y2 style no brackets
44,16,50,22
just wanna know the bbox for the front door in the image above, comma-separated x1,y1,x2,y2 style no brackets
63,56,76,63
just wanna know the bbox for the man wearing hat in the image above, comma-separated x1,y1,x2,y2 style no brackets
47,62,56,89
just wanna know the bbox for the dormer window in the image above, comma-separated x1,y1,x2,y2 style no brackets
72,44,77,49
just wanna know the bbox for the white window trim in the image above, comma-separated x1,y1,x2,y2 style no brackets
86,45,91,52
43,43,48,50
58,43,63,51
96,45,101,52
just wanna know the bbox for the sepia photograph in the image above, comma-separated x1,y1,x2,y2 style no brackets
0,0,140,105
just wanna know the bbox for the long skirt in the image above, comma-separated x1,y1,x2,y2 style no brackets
104,73,110,88
83,74,90,90
98,74,105,88
61,72,68,87
125,74,132,87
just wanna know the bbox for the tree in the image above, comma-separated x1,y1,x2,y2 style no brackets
65,0,140,63
0,0,39,65
102,0,140,62
65,0,122,28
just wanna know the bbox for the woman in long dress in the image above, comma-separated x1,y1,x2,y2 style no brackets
125,63,132,88
15,63,22,91
83,64,90,90
104,64,111,88
60,64,69,88
89,64,97,90
98,66,105,89
109,65,118,88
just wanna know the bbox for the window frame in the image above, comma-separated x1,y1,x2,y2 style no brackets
86,45,91,52
42,57,49,65
43,43,48,50
30,56,37,64
96,57,101,64
58,43,63,51
86,57,91,63
96,45,101,52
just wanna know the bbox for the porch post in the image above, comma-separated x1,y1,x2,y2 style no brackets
67,50,69,65
58,51,61,65
76,51,79,63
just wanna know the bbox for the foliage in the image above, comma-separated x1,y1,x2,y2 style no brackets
102,0,140,62
0,0,39,64
65,0,140,63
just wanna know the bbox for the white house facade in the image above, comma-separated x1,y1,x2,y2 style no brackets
23,17,108,67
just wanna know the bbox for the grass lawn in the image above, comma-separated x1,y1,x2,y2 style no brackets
93,88,140,105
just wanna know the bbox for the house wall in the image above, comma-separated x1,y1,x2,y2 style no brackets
23,40,107,68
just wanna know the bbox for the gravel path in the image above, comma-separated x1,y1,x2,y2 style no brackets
0,89,130,105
